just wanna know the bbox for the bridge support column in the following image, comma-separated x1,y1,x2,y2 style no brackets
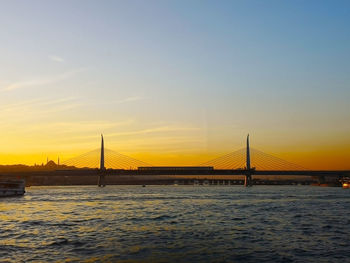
98,174,105,187
98,134,106,187
318,175,326,185
244,174,252,187
245,134,253,187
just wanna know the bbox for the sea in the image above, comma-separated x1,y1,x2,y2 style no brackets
1,185,349,263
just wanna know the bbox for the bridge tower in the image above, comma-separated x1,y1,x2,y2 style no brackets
244,134,252,187
98,134,106,187
100,134,105,171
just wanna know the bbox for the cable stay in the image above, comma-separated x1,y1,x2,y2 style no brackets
61,148,151,169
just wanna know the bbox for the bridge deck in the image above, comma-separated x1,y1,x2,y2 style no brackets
1,169,349,177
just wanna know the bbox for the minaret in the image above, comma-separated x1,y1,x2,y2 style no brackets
246,134,251,170
100,134,105,171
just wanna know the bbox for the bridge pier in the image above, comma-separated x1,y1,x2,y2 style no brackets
244,174,252,187
98,174,105,187
318,175,326,184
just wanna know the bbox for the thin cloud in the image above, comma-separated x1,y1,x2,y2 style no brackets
48,55,64,63
23,119,134,134
108,126,200,137
115,96,145,104
2,68,86,91
84,96,145,107
0,97,78,112
0,96,82,124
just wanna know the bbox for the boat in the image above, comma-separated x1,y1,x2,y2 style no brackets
341,177,350,189
0,179,25,197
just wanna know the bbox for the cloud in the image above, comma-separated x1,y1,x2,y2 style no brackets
0,96,83,124
48,55,64,63
84,96,145,107
23,119,135,134
2,68,86,91
108,126,200,137
0,97,78,112
115,96,145,104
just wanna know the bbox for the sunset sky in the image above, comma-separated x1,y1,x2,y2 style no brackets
0,0,349,169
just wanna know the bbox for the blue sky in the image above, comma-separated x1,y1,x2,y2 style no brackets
0,0,349,167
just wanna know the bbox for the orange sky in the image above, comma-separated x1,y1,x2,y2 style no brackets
0,133,349,170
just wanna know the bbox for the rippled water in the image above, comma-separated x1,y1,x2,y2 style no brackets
1,186,349,262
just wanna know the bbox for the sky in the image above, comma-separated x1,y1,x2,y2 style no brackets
0,0,349,169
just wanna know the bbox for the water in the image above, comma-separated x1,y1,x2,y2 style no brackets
1,186,349,263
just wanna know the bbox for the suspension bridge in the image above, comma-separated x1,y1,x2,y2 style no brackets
57,134,350,187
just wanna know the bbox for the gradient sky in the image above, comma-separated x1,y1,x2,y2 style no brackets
0,0,349,168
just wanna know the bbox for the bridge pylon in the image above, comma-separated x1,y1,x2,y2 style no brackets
98,134,106,187
244,134,252,187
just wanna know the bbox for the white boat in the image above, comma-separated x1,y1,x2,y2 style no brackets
0,179,25,197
